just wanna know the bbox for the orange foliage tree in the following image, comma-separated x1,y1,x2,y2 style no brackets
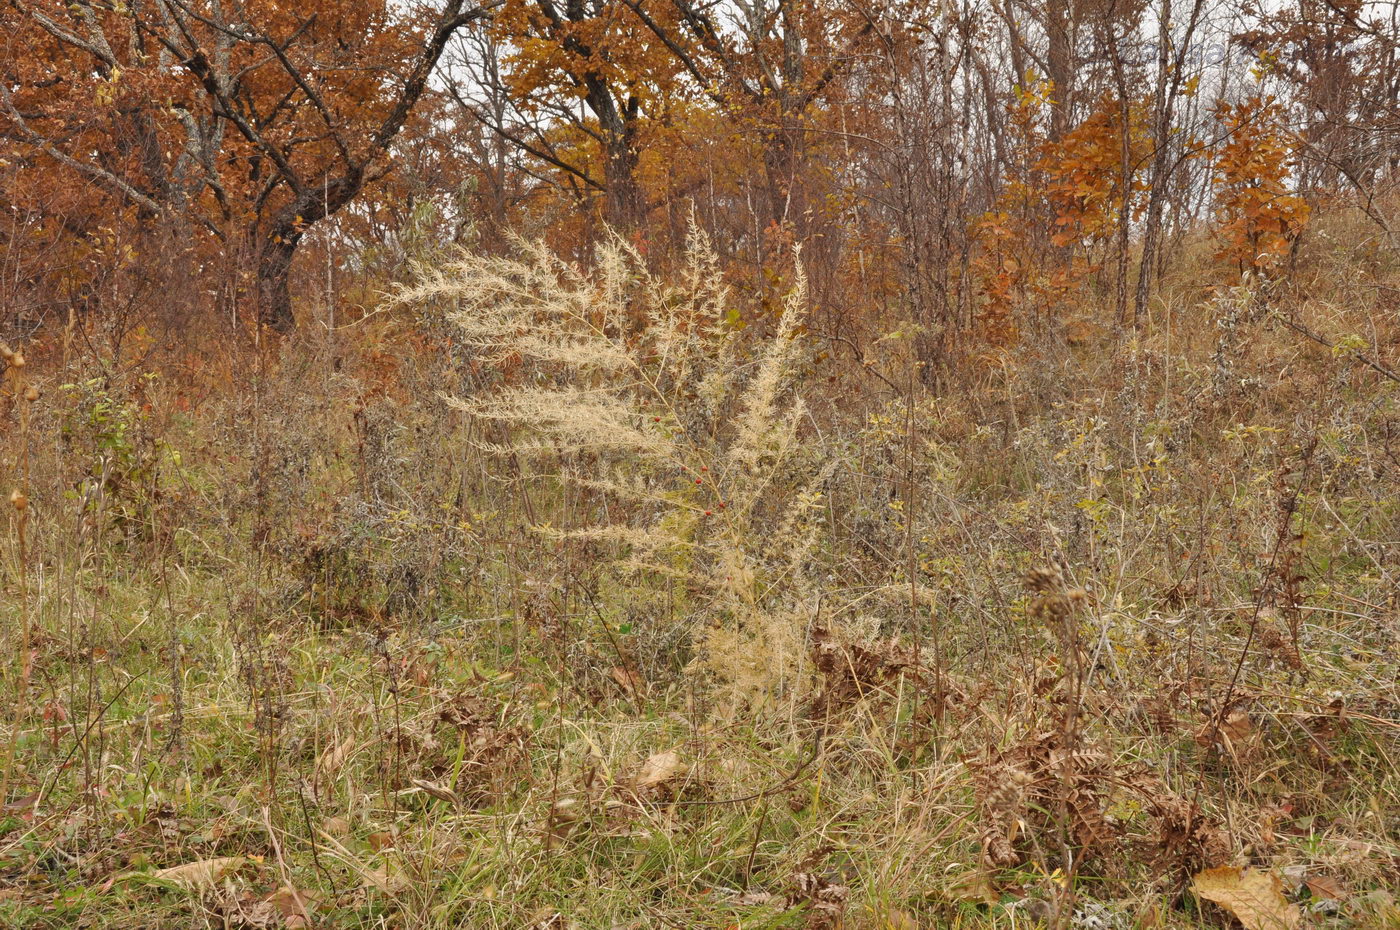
478,0,694,232
971,82,1150,344
623,0,874,241
1043,93,1151,254
1211,95,1310,276
1,0,491,330
969,76,1050,345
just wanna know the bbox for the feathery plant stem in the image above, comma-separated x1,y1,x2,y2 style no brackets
398,227,830,704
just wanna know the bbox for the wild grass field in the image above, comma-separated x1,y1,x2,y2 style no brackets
0,219,1396,930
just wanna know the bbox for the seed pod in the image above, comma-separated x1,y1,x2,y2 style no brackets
23,385,39,402
10,489,27,511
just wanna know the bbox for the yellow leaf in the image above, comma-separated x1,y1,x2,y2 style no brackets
1193,866,1300,930
149,856,248,889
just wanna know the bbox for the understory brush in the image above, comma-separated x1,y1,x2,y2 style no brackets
0,229,1395,929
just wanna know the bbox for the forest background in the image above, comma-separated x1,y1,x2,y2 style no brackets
0,0,1398,927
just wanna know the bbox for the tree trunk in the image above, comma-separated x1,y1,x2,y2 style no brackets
254,175,361,332
257,232,299,332
602,133,644,231
1046,0,1075,140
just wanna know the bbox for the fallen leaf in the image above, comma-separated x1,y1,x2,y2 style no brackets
1134,900,1162,928
410,778,461,806
1221,707,1252,745
1303,875,1344,901
316,735,356,776
1350,890,1396,924
2,793,38,813
1330,837,1376,860
633,750,685,791
1193,866,1300,930
943,869,999,905
149,856,248,889
543,797,581,848
874,905,918,930
362,865,409,894
526,908,567,929
610,665,642,694
322,815,351,837
225,891,279,928
269,884,324,923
